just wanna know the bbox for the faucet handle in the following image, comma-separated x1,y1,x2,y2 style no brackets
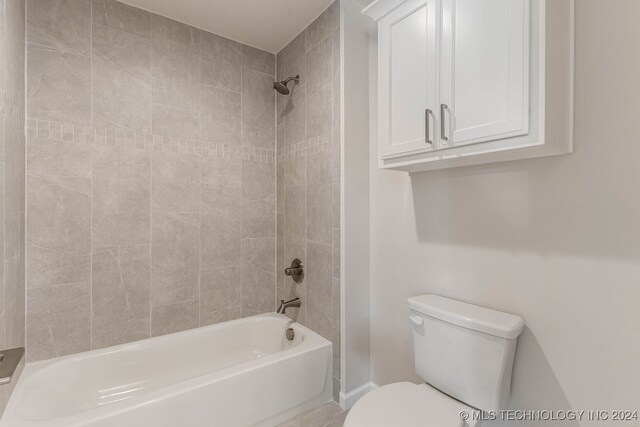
284,259,304,283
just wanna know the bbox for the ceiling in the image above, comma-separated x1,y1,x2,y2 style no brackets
118,0,336,53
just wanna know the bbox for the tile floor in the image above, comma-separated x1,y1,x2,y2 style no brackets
276,403,348,427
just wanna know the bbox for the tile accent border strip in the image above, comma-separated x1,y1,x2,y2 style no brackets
277,134,332,161
27,118,276,163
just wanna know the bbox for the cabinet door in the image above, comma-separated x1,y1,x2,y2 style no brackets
440,0,530,147
379,0,437,159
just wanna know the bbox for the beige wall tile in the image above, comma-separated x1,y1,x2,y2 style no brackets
242,68,275,149
0,165,4,297
306,37,331,97
241,237,275,314
306,85,332,139
5,253,25,348
5,112,25,215
151,104,199,139
243,160,274,202
27,283,91,362
305,5,334,54
276,212,285,290
200,156,241,270
5,210,23,265
27,175,91,288
242,44,275,75
332,327,340,379
282,33,306,77
241,237,275,274
332,180,340,229
93,148,150,248
243,195,275,239
93,178,150,248
277,160,285,213
201,207,240,270
280,33,306,147
201,156,241,188
151,299,198,337
151,150,200,213
93,146,150,182
92,0,150,37
200,304,241,326
200,30,241,91
332,278,340,330
332,228,340,279
200,84,240,144
27,44,91,125
27,137,91,177
306,242,332,340
27,0,91,55
92,246,150,348
151,212,199,306
92,24,151,133
27,244,90,290
200,266,241,326
242,160,275,239
283,81,306,147
150,14,200,111
0,0,29,410
307,149,332,245
6,0,25,107
241,260,275,315
275,3,340,368
285,183,306,263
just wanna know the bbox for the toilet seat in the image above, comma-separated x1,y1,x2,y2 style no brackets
344,382,479,427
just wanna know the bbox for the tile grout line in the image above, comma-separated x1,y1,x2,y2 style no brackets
22,0,27,358
89,0,94,351
198,23,202,328
2,0,6,355
240,43,244,318
304,25,309,327
148,10,153,339
273,51,277,312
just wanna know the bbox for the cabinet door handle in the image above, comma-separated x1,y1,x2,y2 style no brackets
425,109,433,145
440,104,449,141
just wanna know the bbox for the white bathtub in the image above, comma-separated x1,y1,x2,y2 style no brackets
1,313,332,427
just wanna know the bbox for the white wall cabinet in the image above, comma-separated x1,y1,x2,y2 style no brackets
379,0,436,159
363,0,574,172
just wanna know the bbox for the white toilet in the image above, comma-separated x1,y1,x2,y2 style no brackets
345,294,525,427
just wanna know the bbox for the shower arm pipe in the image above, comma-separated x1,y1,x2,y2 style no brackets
281,76,299,85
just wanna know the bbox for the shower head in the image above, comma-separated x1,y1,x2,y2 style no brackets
273,75,300,95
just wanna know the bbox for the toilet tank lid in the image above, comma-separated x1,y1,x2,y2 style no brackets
408,295,525,339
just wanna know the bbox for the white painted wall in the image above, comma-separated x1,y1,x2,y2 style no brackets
341,0,372,408
369,0,640,423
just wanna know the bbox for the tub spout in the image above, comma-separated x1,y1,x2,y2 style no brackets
277,298,301,314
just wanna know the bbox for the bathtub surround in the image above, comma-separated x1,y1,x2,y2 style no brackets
0,0,26,415
25,0,276,361
276,1,342,401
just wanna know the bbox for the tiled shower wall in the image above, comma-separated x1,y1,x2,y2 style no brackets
0,0,26,413
276,2,341,400
25,0,276,361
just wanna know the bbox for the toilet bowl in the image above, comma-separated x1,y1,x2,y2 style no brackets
344,295,524,427
344,382,478,427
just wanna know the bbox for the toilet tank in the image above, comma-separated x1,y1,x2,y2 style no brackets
408,295,524,412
